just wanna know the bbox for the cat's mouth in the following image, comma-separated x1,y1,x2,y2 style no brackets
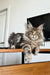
30,35,38,40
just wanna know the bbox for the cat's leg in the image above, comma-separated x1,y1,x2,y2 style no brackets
34,46,40,55
22,44,32,62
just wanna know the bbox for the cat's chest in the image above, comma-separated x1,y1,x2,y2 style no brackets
20,37,36,49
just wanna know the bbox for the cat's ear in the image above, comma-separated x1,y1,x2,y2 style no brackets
27,21,33,30
37,23,44,31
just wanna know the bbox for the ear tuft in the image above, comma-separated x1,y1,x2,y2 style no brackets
37,23,44,31
27,21,33,30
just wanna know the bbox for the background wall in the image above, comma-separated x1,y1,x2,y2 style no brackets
0,0,50,65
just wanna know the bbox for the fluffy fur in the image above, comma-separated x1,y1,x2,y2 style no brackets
8,21,44,62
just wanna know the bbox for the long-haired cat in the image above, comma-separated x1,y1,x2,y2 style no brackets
8,21,44,62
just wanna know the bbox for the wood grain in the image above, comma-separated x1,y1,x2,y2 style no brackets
0,49,50,53
0,62,50,75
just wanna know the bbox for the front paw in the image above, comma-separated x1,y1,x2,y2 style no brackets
25,54,32,62
34,51,39,55
34,50,39,55
11,45,15,49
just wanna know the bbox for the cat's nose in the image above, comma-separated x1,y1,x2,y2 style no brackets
33,33,35,35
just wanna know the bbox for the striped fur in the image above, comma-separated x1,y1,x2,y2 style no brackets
8,22,44,62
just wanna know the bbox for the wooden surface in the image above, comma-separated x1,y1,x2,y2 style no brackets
0,62,50,75
40,49,50,51
0,49,24,53
0,49,50,53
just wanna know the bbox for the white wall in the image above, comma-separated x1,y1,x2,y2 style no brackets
0,0,50,65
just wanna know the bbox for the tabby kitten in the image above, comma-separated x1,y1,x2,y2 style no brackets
8,21,44,62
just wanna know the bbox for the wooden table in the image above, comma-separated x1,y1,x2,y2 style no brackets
0,49,50,75
0,62,50,75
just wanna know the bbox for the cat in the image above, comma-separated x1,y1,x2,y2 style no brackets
8,21,44,62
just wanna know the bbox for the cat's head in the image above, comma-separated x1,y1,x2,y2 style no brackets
25,21,44,41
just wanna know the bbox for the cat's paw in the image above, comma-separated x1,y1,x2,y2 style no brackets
34,50,39,55
34,52,38,55
25,54,32,62
34,48,40,55
11,45,15,49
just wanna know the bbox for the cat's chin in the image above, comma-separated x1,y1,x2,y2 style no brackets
30,39,37,41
